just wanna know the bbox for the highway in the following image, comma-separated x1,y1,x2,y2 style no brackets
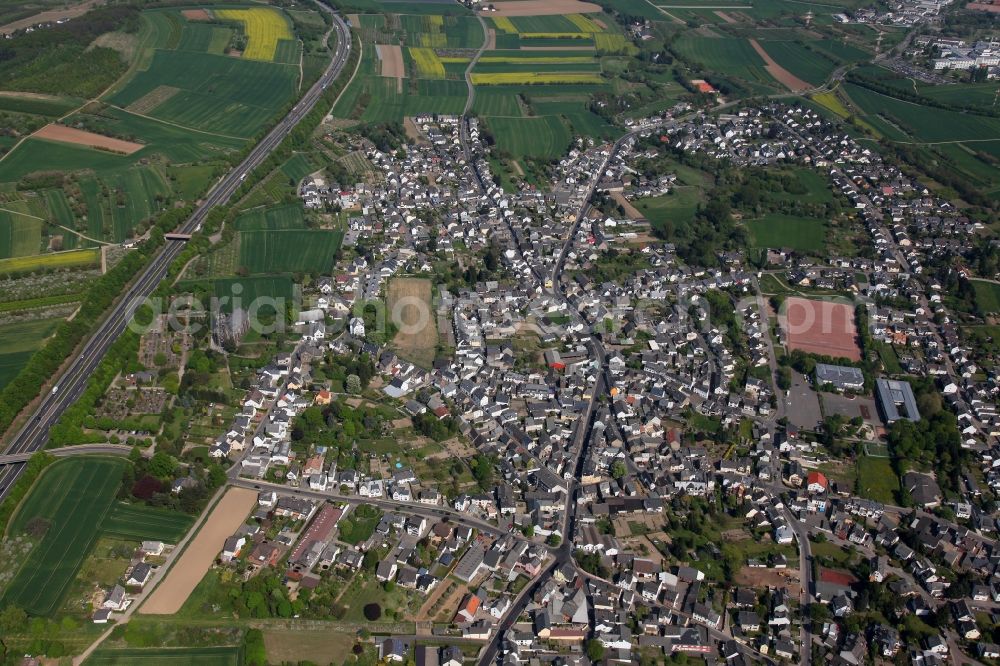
0,8,354,500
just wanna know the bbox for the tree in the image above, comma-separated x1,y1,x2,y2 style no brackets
148,451,175,478
546,534,562,547
346,374,361,394
610,460,627,479
0,605,26,634
585,639,605,662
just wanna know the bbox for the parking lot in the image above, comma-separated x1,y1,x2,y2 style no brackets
786,370,823,431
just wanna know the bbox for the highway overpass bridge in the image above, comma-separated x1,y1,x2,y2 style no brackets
0,444,133,466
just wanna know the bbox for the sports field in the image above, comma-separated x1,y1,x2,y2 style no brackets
388,277,438,368
3,457,126,616
746,213,826,253
87,647,241,665
781,297,861,361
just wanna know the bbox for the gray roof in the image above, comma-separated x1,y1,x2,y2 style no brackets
876,378,920,422
815,363,865,387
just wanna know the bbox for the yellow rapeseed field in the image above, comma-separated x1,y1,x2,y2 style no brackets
492,16,517,33
215,8,292,61
471,72,603,85
479,56,595,64
409,47,445,78
567,14,603,32
0,248,99,274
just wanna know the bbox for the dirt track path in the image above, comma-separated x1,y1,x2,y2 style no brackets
749,39,811,92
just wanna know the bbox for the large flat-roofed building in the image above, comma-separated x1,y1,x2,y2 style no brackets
815,363,865,392
876,378,920,423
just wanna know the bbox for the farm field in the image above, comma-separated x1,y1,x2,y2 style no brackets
3,457,126,616
0,209,41,258
0,318,61,390
746,213,827,253
673,35,779,92
141,487,258,615
842,83,1000,153
487,115,571,159
233,204,342,274
102,503,195,543
0,4,308,253
211,276,295,314
388,277,438,368
215,7,295,62
0,248,100,275
86,647,241,666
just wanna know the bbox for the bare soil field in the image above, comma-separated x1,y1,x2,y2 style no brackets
0,91,68,102
346,13,360,25
483,0,602,16
485,27,496,50
376,44,405,90
714,10,737,22
967,1,1000,10
749,39,811,92
736,565,801,591
90,31,139,60
610,191,644,220
780,296,861,361
34,124,144,154
0,0,103,36
140,487,257,614
388,277,437,369
181,8,211,20
126,85,181,114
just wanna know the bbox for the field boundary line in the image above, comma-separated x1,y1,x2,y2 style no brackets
0,207,43,221
106,105,251,141
56,224,113,246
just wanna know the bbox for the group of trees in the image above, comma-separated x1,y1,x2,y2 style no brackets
119,447,226,514
412,412,458,442
1,6,139,97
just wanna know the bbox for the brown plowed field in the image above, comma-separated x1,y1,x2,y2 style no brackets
182,8,211,20
484,0,601,16
34,124,144,154
140,487,257,614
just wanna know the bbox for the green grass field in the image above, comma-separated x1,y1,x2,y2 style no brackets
239,229,343,274
634,189,704,230
4,457,126,616
86,647,241,665
972,279,1000,314
843,83,1000,150
0,318,62,390
234,203,305,231
487,115,571,159
746,213,826,253
856,456,898,504
673,35,777,90
102,503,194,542
758,40,837,87
0,209,41,258
108,49,298,138
211,275,294,313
